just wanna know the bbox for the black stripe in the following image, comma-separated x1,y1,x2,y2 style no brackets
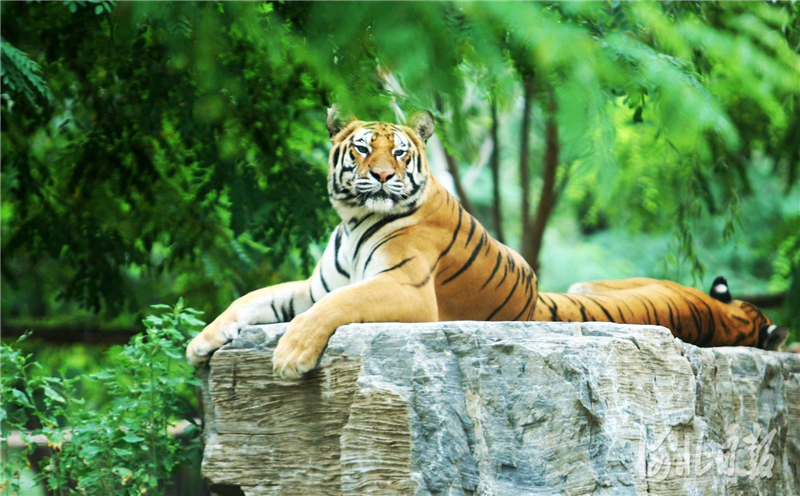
362,230,407,277
319,269,331,293
583,295,616,323
627,294,653,325
641,296,660,325
511,291,534,321
540,294,559,320
465,216,477,247
527,300,536,321
332,144,341,168
652,289,683,337
406,173,425,197
270,302,280,321
506,248,516,271
351,213,375,230
524,268,533,292
680,295,703,341
635,288,674,331
606,294,636,322
674,287,712,345
486,271,521,320
379,257,414,275
563,295,592,321
411,206,463,288
309,284,316,304
494,264,509,289
684,290,715,346
442,235,485,285
287,296,295,320
354,209,417,258
661,294,675,330
408,169,419,188
439,206,464,261
333,227,350,278
716,315,734,345
481,252,503,290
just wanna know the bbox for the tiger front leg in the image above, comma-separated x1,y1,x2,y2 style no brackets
186,279,313,365
272,269,437,378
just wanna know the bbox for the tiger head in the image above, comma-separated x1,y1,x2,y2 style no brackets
325,107,434,216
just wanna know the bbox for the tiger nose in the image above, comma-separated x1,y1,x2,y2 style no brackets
370,169,395,183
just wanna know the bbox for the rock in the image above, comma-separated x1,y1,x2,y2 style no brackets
200,322,800,496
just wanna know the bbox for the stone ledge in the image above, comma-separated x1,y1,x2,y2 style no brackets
200,322,800,496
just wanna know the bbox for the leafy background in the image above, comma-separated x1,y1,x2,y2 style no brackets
1,1,799,493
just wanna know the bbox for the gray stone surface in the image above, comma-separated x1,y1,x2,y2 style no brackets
200,322,800,495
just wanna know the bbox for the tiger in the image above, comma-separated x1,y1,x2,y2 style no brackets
186,108,538,378
533,276,789,351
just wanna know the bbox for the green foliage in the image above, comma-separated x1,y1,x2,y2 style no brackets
1,1,798,334
0,38,53,109
1,301,203,495
2,1,335,321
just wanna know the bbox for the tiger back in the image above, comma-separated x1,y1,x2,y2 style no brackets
534,277,788,350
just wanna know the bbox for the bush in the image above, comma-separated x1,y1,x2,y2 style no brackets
1,300,204,495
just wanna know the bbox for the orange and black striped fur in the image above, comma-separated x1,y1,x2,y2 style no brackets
534,277,788,350
187,108,537,377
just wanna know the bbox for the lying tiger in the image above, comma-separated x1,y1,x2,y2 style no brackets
534,276,788,351
187,108,537,377
186,109,787,378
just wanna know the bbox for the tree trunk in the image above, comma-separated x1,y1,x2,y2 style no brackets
443,150,476,216
519,75,535,238
522,88,559,273
434,96,476,216
489,100,504,243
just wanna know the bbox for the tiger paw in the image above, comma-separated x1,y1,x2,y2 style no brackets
186,336,211,366
186,318,241,366
272,315,329,379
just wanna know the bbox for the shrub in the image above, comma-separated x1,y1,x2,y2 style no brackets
1,300,204,495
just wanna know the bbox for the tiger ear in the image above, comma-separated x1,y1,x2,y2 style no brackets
406,110,435,143
326,105,354,139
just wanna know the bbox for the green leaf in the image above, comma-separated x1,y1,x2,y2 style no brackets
112,448,133,458
182,315,206,327
122,432,145,443
112,466,133,481
43,386,66,403
91,370,116,380
144,315,164,327
10,389,34,408
163,348,183,359
79,444,101,459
